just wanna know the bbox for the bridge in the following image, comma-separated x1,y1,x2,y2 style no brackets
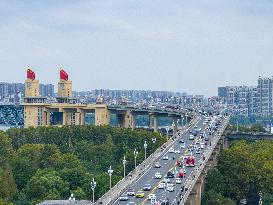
22,68,193,134
93,113,229,205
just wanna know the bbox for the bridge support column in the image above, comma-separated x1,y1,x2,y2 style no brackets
153,114,158,132
123,111,136,129
62,111,67,125
149,114,153,129
95,107,110,126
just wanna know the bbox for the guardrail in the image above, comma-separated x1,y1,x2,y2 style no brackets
95,115,200,205
177,116,230,205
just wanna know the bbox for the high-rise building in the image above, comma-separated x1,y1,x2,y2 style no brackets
218,76,273,117
39,84,54,97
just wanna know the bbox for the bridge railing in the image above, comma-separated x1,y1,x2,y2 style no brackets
95,115,200,205
178,116,230,205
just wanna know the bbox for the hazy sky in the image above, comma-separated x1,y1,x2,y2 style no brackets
0,0,273,96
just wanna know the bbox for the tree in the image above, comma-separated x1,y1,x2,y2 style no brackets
0,163,17,202
24,169,69,204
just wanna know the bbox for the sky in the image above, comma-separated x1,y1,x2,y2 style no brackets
0,0,273,96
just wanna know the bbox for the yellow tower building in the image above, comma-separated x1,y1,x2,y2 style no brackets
23,68,48,128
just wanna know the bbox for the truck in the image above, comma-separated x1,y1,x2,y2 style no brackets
185,156,195,167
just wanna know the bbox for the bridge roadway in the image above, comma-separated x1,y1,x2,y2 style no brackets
113,115,210,205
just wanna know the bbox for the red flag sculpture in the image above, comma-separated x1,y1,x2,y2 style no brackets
60,68,68,81
27,68,35,80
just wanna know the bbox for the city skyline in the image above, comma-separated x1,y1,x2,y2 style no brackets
0,0,273,96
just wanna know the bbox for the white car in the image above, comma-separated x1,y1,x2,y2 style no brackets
163,155,169,160
154,172,162,179
175,178,182,184
189,135,194,140
175,150,180,154
158,182,165,189
167,183,174,192
148,193,156,200
119,195,128,201
180,143,186,148
169,147,175,153
163,177,170,183
200,142,205,149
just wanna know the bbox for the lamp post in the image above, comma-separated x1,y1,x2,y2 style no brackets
144,141,147,161
172,121,175,135
177,119,180,129
133,149,138,169
107,166,113,200
165,126,170,142
122,156,126,178
69,193,75,203
90,178,97,203
185,113,188,125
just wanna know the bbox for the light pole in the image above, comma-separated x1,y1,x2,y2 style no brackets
133,149,138,169
144,141,147,161
172,121,175,135
185,113,188,125
177,119,180,129
107,166,113,200
122,156,126,178
90,178,97,203
165,126,170,142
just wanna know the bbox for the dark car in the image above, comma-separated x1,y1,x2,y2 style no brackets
166,171,174,178
179,139,184,143
143,184,152,191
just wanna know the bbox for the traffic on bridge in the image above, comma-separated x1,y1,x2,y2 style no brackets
109,113,228,205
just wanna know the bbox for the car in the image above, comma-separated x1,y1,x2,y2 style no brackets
167,183,174,192
155,172,162,179
176,161,182,167
158,182,166,189
174,150,180,154
127,202,136,205
155,162,161,168
176,178,182,184
143,184,152,191
196,148,201,154
127,189,135,196
135,191,145,198
167,171,175,178
163,155,169,160
160,199,169,205
200,142,205,149
189,135,194,140
194,125,197,128
163,176,171,183
148,193,156,200
179,139,184,143
119,195,129,201
169,147,175,153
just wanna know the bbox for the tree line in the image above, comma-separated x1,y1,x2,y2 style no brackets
0,125,165,205
202,140,273,205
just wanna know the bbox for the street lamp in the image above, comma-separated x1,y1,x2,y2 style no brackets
69,193,75,203
122,156,126,178
165,126,170,142
172,121,175,135
133,149,138,169
174,167,178,203
90,178,97,203
185,113,188,125
107,166,114,199
144,141,148,161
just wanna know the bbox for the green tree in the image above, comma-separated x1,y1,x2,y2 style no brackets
24,169,69,204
